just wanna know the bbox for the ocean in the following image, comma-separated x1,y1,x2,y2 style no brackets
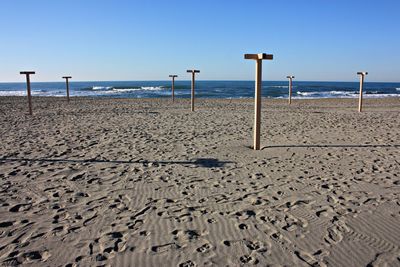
0,81,399,99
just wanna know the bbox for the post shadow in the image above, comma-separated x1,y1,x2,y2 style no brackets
0,157,234,168
261,144,399,149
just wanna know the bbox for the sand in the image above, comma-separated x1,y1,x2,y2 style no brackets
0,96,399,267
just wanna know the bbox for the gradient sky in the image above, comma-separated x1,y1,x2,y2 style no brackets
1,0,399,82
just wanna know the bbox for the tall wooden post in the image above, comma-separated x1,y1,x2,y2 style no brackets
62,76,72,102
244,53,273,150
20,71,35,115
169,75,178,102
286,75,295,104
186,70,200,111
357,72,368,112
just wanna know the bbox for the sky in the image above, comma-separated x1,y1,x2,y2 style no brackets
1,0,399,82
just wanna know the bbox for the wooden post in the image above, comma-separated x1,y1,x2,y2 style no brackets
62,76,72,102
169,75,178,102
286,75,295,104
20,71,35,115
244,53,273,150
357,72,368,112
186,70,200,111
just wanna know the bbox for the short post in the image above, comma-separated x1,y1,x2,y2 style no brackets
62,76,72,102
20,71,35,115
244,53,273,150
357,72,368,112
169,75,178,102
286,75,295,105
186,70,200,111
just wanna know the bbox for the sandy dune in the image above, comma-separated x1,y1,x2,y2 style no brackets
0,96,399,266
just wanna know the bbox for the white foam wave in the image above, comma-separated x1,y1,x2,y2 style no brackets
396,88,400,91
140,86,165,90
0,90,67,97
364,93,400,98
267,85,290,88
112,86,165,93
92,86,113,90
111,88,140,92
0,90,27,96
296,90,399,99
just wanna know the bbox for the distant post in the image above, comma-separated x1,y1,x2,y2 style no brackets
244,53,273,150
357,72,368,112
186,70,200,111
286,75,295,104
169,75,178,102
62,76,72,102
20,71,35,115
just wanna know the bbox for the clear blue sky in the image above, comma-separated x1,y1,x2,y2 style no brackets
1,0,399,82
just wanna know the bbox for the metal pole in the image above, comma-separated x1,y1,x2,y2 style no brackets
357,72,368,112
254,60,262,150
289,77,292,104
20,71,35,115
26,75,32,115
187,70,200,112
62,76,72,102
359,75,364,112
244,53,273,150
66,78,70,102
172,76,175,102
287,75,294,105
191,72,195,111
169,75,177,102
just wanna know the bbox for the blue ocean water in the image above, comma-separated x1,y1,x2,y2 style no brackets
0,81,399,99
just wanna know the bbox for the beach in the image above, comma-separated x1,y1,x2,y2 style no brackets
0,96,399,266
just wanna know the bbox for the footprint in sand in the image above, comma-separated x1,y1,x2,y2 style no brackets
85,230,127,263
238,223,248,230
294,250,326,267
239,255,259,264
0,221,14,227
178,260,196,267
151,243,181,253
324,225,343,245
196,243,212,253
9,203,32,212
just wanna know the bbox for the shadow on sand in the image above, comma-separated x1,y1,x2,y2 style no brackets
261,144,399,149
0,157,234,168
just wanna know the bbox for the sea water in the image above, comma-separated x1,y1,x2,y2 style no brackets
0,81,399,99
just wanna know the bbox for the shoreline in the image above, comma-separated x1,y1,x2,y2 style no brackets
1,95,399,101
1,96,399,114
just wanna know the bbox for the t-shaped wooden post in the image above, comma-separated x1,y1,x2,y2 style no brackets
357,72,368,112
20,71,35,115
286,75,295,105
244,53,273,150
169,75,178,102
186,70,200,111
62,76,72,102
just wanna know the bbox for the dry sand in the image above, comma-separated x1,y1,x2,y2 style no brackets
0,96,399,267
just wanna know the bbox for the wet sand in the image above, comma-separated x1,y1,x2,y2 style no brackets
0,96,399,266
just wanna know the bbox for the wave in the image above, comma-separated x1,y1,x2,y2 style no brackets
111,86,166,93
87,86,168,92
396,88,400,91
266,85,291,88
139,86,166,90
0,90,67,97
92,86,113,90
296,90,399,99
0,90,27,96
